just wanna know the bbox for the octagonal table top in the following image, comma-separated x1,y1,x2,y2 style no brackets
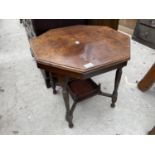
31,25,130,74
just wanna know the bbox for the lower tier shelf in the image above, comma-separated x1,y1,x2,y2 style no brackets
68,78,100,102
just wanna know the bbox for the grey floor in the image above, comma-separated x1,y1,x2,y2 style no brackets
0,19,155,135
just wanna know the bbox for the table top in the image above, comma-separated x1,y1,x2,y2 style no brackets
31,25,130,74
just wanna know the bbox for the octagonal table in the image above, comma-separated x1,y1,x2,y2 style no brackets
31,25,130,128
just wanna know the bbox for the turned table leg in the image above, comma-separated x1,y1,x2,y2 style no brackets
60,77,74,128
111,68,122,108
138,63,155,92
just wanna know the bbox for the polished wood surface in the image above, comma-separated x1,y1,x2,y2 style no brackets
23,19,119,88
68,79,100,102
31,25,130,74
30,25,130,128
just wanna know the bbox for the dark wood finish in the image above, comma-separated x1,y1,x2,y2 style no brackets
111,68,122,107
42,70,51,88
31,25,130,128
138,63,155,91
23,20,119,39
23,19,88,89
59,76,74,128
31,25,130,74
37,61,127,79
132,19,155,49
31,19,87,36
87,19,119,30
67,70,123,125
98,67,123,108
68,79,100,102
49,73,58,94
23,19,119,89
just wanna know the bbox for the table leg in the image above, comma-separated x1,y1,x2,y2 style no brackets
44,70,51,88
50,74,57,94
111,68,122,108
60,77,74,128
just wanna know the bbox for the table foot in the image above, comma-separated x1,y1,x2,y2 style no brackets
66,114,74,128
111,103,115,108
69,123,74,128
46,80,51,88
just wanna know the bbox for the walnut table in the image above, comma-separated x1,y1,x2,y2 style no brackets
31,25,130,128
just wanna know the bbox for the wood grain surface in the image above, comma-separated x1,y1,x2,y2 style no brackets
31,25,130,73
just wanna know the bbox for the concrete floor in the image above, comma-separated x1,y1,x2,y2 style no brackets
0,19,155,135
